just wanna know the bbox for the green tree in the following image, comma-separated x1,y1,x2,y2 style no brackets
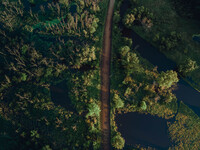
113,94,124,109
86,102,100,118
123,14,135,28
112,134,125,149
59,0,69,7
21,73,27,81
140,101,147,110
178,58,198,75
157,70,179,89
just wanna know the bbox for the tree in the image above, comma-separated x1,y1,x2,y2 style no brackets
178,58,198,75
123,13,135,28
59,0,69,7
157,70,179,89
123,37,132,47
140,101,147,110
86,102,100,118
112,134,125,149
113,11,120,23
120,46,139,67
113,94,124,109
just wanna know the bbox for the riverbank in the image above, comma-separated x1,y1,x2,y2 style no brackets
111,0,200,149
129,0,200,91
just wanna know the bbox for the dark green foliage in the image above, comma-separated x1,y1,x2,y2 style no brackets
0,0,108,149
140,101,147,110
153,31,182,51
111,133,125,149
172,0,200,19
112,94,124,109
178,58,199,75
123,6,153,28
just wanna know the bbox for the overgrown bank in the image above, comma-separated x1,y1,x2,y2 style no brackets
110,0,200,149
123,0,200,91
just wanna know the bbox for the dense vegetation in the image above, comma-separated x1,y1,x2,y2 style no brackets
0,0,108,149
112,0,200,149
0,0,200,149
122,0,200,91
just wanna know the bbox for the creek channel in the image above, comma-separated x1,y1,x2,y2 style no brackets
116,0,200,149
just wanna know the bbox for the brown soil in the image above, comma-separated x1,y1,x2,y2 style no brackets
100,0,115,150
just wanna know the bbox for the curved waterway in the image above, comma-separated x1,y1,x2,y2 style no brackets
129,30,200,114
116,0,200,149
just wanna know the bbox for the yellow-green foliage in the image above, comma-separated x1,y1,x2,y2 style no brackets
168,102,200,150
112,134,125,149
157,70,179,89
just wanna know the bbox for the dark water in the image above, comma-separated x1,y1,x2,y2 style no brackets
116,29,173,149
116,113,170,150
116,0,200,149
116,30,200,149
130,31,176,72
130,31,200,110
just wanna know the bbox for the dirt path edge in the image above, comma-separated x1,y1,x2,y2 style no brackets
100,0,115,150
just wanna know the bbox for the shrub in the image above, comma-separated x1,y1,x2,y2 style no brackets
140,101,147,110
155,32,182,51
113,94,124,109
178,58,199,75
112,134,125,149
157,70,179,89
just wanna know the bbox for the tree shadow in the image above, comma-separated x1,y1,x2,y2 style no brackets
50,80,74,111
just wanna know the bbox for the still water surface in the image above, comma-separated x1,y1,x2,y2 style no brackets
116,0,200,148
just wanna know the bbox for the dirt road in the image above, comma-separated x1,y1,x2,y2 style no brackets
100,0,115,149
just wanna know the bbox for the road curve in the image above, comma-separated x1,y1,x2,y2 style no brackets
100,0,115,150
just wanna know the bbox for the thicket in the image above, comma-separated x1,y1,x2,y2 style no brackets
0,0,108,149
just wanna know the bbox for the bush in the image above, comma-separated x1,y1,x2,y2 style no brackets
112,134,125,149
154,32,182,51
123,6,153,28
123,13,136,28
140,101,147,110
113,94,124,109
86,102,100,118
178,58,199,75
157,70,179,89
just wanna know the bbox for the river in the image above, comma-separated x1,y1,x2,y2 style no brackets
116,0,200,149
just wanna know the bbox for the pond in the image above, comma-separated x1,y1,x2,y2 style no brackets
116,112,170,149
117,0,200,149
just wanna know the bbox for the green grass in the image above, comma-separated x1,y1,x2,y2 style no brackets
168,101,200,149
